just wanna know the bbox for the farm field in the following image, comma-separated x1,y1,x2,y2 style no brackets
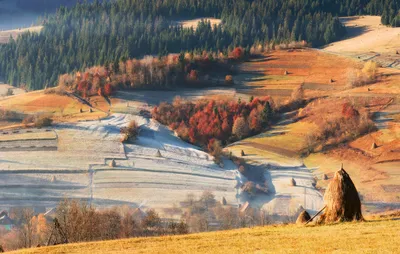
230,48,400,214
11,218,400,254
236,49,362,100
0,112,239,214
323,16,400,69
0,47,399,219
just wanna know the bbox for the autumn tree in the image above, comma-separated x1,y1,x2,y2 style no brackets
232,116,250,139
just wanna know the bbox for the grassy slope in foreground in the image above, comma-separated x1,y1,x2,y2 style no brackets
12,219,400,254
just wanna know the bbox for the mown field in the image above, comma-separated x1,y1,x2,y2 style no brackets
11,218,400,254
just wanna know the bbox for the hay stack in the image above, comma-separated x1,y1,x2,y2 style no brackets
89,108,93,113
109,159,116,167
155,150,162,157
319,166,363,223
51,176,57,183
323,174,328,180
241,150,245,156
290,177,296,186
79,108,83,113
371,142,377,149
329,78,334,83
296,210,311,224
396,50,399,55
284,70,289,75
221,197,227,206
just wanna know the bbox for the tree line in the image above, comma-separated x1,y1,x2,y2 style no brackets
0,0,398,90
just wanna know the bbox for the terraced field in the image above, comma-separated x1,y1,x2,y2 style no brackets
0,113,239,214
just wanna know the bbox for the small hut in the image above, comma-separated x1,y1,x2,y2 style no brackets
109,159,116,167
155,150,162,157
296,210,311,224
319,165,363,223
290,177,296,186
371,142,377,149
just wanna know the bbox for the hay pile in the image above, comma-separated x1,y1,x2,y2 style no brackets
296,210,311,224
155,150,162,157
290,178,296,186
319,166,363,223
221,197,227,206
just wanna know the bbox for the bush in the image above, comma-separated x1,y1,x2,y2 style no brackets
120,120,140,143
225,75,234,85
241,181,256,197
23,115,53,127
207,139,223,163
362,61,378,81
34,116,53,127
291,84,304,103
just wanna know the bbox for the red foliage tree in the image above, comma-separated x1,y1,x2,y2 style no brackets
104,83,113,96
232,47,244,59
188,70,198,81
341,103,359,119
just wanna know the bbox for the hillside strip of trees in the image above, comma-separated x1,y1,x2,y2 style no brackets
0,0,398,90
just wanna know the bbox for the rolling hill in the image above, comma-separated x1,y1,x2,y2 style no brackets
10,218,400,254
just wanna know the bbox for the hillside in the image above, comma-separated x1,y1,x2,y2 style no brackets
11,218,400,254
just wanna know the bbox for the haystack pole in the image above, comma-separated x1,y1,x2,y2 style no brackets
296,210,311,224
318,164,363,223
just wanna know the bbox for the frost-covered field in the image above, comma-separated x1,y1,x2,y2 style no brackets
0,113,239,212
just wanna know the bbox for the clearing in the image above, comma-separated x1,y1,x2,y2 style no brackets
11,218,400,254
0,26,42,44
176,18,221,29
323,16,400,69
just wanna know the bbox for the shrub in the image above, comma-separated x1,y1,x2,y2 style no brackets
103,83,113,96
34,116,53,127
188,70,198,81
291,84,304,103
23,115,52,127
5,88,14,96
362,61,378,81
225,75,234,85
232,47,244,59
120,120,140,143
207,139,223,163
241,181,256,196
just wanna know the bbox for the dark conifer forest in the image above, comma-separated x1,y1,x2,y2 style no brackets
0,0,398,90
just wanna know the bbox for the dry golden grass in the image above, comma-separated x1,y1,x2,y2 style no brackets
0,26,43,44
178,18,221,29
0,91,109,125
11,219,400,254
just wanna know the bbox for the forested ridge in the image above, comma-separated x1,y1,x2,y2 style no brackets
0,0,398,90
